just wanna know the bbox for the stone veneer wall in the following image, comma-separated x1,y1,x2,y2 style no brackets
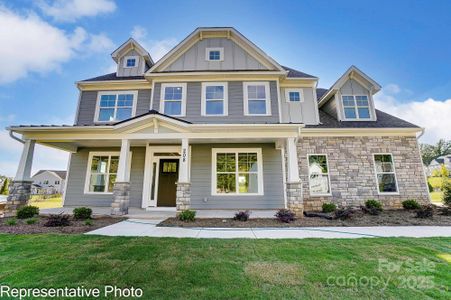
298,136,430,211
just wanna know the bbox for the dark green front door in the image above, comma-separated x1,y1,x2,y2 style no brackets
157,159,179,207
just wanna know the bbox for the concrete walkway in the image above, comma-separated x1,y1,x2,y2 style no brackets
86,219,451,239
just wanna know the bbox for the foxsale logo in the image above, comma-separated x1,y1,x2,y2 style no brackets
0,285,143,299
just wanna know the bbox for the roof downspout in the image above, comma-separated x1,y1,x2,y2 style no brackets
9,129,25,144
417,127,425,140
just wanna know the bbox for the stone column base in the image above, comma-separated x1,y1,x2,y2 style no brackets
286,181,303,217
176,182,191,212
111,182,130,215
5,180,32,215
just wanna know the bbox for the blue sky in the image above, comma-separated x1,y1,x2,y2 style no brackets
0,0,450,176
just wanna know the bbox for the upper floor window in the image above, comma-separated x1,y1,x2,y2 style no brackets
205,47,224,61
124,56,138,68
243,82,271,116
285,89,303,102
96,91,137,122
55,180,60,185
342,95,371,120
373,154,398,194
201,82,228,116
160,83,187,116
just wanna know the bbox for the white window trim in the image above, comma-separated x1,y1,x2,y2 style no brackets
94,91,138,123
341,95,371,120
205,47,224,61
159,83,187,117
201,82,228,116
123,56,139,68
83,151,132,195
285,88,304,103
211,148,264,196
307,154,332,197
373,153,399,195
243,82,272,116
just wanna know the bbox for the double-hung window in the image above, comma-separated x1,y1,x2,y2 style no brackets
308,154,331,196
374,154,398,194
96,91,137,122
160,83,186,116
201,82,228,116
342,95,371,120
212,148,263,195
85,152,119,193
243,82,271,115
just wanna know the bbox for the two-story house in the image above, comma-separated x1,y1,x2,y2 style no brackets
5,27,430,215
31,170,66,195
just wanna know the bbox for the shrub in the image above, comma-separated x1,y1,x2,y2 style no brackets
427,181,433,193
275,209,296,223
365,199,383,211
443,180,451,207
402,199,421,210
44,214,70,227
26,218,38,225
16,206,39,219
334,208,355,220
84,219,93,226
322,203,337,213
5,218,17,226
178,209,196,222
234,210,250,222
416,205,434,218
73,207,93,220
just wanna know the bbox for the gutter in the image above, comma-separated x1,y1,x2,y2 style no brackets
417,127,425,139
9,129,25,144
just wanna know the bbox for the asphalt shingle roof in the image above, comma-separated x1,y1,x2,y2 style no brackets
80,73,145,82
282,66,317,78
316,88,329,100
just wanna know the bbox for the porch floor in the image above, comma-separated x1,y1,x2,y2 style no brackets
40,207,279,220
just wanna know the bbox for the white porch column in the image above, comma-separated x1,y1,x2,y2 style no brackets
111,139,131,215
178,138,190,183
116,139,131,182
286,137,300,182
6,139,36,214
176,138,191,212
285,137,303,216
15,139,35,181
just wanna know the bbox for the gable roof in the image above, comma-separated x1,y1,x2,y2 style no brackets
114,109,192,126
111,38,154,65
32,170,66,180
148,27,286,73
318,65,382,107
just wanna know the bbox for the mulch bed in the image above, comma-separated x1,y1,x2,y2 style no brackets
159,207,451,228
0,216,125,234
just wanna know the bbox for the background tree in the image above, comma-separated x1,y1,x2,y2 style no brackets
0,178,9,195
420,139,451,166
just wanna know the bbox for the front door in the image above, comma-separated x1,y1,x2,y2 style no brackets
157,159,179,207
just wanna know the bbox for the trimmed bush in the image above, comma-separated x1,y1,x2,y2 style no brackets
322,203,337,213
416,205,434,219
402,199,421,210
26,218,38,225
178,209,196,222
234,210,250,222
443,180,451,207
44,214,70,227
16,206,39,219
5,218,17,226
275,209,296,223
365,199,382,211
73,207,92,220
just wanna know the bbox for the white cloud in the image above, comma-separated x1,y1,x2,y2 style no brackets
374,85,451,144
37,0,116,22
131,25,177,61
0,6,113,84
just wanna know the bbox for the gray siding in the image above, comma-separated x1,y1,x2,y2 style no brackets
117,49,145,77
152,81,280,123
322,95,338,119
64,147,145,207
76,89,151,125
280,87,318,124
165,38,268,71
190,143,284,209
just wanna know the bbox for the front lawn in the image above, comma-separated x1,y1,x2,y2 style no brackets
431,191,444,204
29,195,62,209
0,235,449,299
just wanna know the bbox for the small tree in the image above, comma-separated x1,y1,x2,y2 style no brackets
0,178,9,195
443,180,451,207
431,169,440,177
440,164,449,178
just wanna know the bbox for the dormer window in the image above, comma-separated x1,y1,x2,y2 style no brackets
342,95,371,120
206,48,224,61
124,56,138,68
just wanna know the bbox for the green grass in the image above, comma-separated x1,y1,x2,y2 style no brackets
29,196,62,209
428,177,451,190
431,191,444,204
0,235,449,299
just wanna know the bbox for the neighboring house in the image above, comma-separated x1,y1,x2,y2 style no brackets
6,27,429,214
31,170,66,195
427,155,451,176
